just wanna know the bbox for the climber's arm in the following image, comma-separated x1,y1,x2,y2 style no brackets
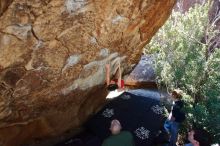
105,64,110,86
117,62,122,88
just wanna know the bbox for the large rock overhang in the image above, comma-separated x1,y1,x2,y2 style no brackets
0,0,176,145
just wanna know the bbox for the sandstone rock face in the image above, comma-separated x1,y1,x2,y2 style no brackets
0,0,175,145
0,0,13,16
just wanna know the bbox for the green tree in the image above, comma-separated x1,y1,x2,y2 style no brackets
146,2,220,143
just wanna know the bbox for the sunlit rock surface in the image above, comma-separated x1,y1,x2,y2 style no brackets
0,0,175,145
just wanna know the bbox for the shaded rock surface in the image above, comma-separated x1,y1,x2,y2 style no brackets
125,55,157,88
0,0,176,145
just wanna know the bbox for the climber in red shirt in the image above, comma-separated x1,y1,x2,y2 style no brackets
105,62,124,91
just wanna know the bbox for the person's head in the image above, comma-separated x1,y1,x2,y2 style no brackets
188,128,211,146
107,83,118,91
109,119,122,135
171,90,182,100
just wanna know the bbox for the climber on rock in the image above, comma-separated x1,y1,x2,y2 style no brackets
105,61,125,92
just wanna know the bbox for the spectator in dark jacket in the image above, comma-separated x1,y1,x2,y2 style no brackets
164,90,186,146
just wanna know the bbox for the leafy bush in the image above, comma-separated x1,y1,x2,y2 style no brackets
145,2,220,143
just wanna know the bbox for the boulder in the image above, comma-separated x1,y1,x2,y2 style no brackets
125,55,157,88
0,0,176,145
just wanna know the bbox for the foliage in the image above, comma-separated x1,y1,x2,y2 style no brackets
145,2,220,143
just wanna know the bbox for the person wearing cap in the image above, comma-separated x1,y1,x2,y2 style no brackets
102,119,135,146
164,90,186,146
185,128,211,146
